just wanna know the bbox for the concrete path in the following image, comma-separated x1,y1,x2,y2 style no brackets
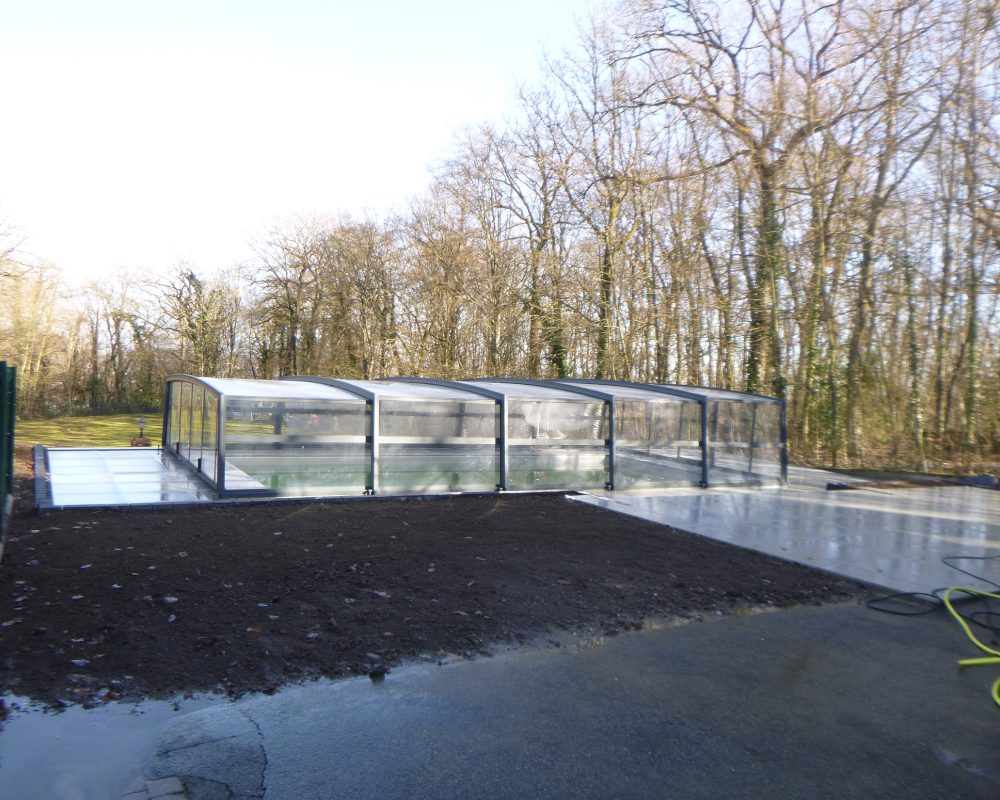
143,603,1000,800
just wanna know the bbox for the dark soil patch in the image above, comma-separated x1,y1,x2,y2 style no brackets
1,475,867,706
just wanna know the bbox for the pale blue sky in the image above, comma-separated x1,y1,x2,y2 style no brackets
0,0,596,278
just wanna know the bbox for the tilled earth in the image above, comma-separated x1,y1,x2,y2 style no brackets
0,469,867,708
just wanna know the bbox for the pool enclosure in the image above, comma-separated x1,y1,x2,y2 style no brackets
162,376,787,498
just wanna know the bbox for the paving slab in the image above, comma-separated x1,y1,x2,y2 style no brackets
144,603,1000,800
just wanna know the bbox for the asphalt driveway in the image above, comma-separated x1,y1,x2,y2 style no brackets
143,602,1000,800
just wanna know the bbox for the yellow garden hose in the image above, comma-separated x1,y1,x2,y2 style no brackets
942,587,1000,709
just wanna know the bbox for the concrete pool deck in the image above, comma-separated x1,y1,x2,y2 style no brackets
39,447,217,508
576,479,1000,596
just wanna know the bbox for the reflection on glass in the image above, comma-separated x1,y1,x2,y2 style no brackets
190,386,204,468
707,400,782,485
379,400,498,492
506,399,607,489
615,398,704,487
201,387,219,482
168,382,181,451
223,398,370,495
179,381,192,456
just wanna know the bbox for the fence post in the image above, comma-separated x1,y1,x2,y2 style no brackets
0,361,16,565
0,362,8,496
6,363,14,496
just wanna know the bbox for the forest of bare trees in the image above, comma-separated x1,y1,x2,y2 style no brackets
1,0,998,472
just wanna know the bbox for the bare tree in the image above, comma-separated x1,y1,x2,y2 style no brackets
625,0,874,396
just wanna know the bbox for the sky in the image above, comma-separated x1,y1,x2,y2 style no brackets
0,0,595,281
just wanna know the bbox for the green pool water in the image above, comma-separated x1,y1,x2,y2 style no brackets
225,449,612,494
219,445,777,496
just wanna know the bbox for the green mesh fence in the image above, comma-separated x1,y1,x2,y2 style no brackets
0,361,14,498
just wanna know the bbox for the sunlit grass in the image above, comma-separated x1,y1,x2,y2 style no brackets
16,413,162,448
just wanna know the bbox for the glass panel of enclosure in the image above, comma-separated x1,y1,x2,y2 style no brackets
168,382,181,453
747,402,784,482
178,381,192,458
378,398,498,493
556,381,705,488
200,387,219,483
614,397,704,487
166,380,220,485
706,400,782,485
222,398,369,495
190,385,204,468
505,398,608,490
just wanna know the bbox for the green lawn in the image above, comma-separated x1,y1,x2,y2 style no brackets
16,413,162,448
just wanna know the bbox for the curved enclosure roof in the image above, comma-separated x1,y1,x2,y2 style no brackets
347,379,491,401
554,381,691,402
661,384,782,403
186,375,781,405
559,379,779,404
178,376,364,403
466,380,607,401
281,376,492,402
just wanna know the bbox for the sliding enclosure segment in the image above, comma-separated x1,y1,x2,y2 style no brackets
166,377,369,497
557,382,704,488
470,381,610,490
285,378,500,494
653,384,787,485
693,389,786,485
558,380,787,487
222,398,369,495
374,382,499,493
164,378,221,487
380,378,509,490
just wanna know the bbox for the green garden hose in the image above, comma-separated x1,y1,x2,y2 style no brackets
943,587,1000,709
